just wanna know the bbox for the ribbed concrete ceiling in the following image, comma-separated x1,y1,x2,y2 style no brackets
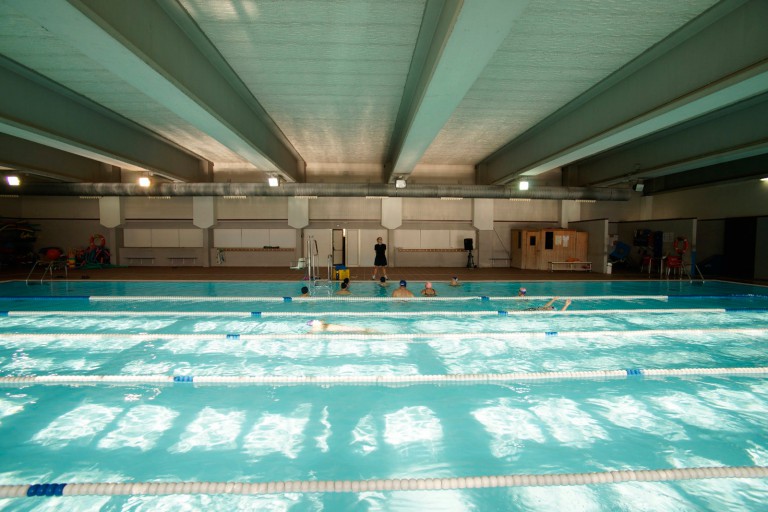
0,0,766,195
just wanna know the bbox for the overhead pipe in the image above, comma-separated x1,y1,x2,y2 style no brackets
0,182,631,201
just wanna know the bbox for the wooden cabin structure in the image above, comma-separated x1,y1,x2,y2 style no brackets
510,228,589,270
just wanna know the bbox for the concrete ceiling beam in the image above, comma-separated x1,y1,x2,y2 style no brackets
0,58,204,181
385,0,530,183
577,93,768,187
478,0,768,185
7,0,304,182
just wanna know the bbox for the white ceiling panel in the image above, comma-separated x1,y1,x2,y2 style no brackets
420,0,720,165
2,0,765,194
180,0,425,164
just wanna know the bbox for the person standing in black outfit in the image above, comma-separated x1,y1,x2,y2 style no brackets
373,236,388,281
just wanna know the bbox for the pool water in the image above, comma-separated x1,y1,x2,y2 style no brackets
0,279,767,511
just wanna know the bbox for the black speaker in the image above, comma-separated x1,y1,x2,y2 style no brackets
463,238,473,251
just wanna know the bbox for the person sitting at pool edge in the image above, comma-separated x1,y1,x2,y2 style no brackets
335,282,351,295
307,319,373,333
526,297,571,311
420,281,437,296
450,276,460,287
392,279,414,298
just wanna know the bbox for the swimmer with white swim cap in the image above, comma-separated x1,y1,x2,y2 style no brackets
307,319,374,333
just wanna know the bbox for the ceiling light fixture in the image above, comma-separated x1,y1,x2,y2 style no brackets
138,176,151,187
761,177,768,182
395,178,406,189
268,176,279,187
6,176,20,186
518,180,529,191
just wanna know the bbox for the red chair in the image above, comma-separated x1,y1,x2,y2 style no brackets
666,255,683,278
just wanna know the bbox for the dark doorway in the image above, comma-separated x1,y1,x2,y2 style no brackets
332,229,345,266
722,217,756,279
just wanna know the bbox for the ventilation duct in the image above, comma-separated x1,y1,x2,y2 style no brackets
0,182,631,201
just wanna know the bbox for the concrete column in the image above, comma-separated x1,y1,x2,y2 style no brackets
288,198,309,228
560,200,581,228
99,197,124,228
192,196,216,228
473,199,493,268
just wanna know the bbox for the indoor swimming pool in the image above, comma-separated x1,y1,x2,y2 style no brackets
0,279,767,510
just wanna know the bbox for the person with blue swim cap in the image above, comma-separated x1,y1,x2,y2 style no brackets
392,279,414,298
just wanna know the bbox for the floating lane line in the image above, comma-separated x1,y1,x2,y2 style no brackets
1,366,766,387
86,295,670,302
1,465,768,498
1,308,728,317
0,328,765,342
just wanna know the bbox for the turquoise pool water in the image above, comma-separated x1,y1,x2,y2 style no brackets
0,279,767,510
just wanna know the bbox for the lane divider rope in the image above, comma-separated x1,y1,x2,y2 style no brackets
1,367,766,386
0,328,765,342
2,308,728,317
87,295,670,302
2,466,766,498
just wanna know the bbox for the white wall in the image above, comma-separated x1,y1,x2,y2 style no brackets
4,179,768,270
652,180,768,219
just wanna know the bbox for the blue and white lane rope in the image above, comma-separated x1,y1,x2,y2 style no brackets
2,466,767,498
1,327,766,342
1,308,728,317
0,327,765,342
1,366,766,386
87,295,670,302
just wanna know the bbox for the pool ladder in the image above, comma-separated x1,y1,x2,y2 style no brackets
25,259,68,285
304,236,333,295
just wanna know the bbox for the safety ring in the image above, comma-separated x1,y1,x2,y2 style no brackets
673,236,688,255
90,234,106,248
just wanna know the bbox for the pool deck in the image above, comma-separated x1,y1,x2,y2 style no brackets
1,263,745,283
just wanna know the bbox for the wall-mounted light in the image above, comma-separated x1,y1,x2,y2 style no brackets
518,180,529,191
268,176,279,187
6,176,20,186
395,178,406,189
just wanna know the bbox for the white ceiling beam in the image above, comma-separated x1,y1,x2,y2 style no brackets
578,94,768,187
386,0,530,183
478,0,768,185
7,0,304,182
0,58,204,181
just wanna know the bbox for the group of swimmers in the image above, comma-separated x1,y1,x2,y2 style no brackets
301,275,463,298
303,278,571,333
300,277,570,309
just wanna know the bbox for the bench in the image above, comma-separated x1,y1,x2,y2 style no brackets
549,261,592,272
127,257,155,265
168,256,197,266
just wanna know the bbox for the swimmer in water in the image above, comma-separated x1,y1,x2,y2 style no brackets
525,297,571,311
392,279,414,298
307,319,373,333
420,281,437,296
